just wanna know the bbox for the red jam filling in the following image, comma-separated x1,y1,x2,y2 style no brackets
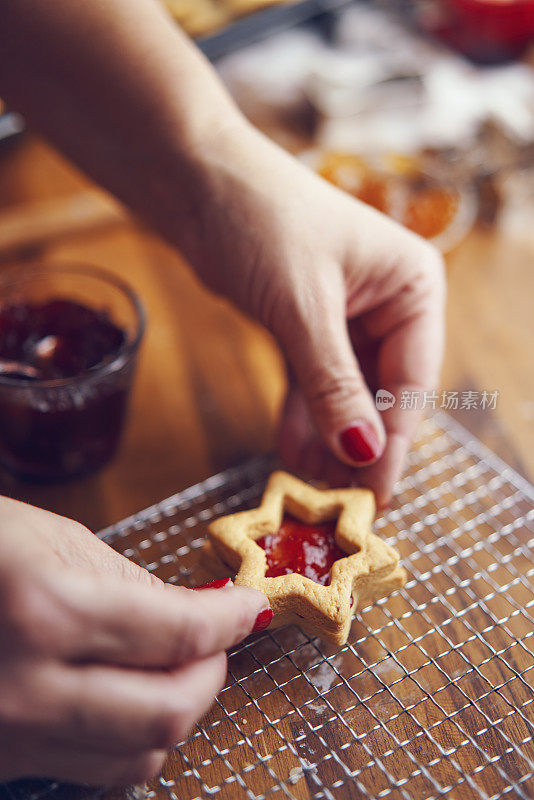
256,514,347,586
0,299,128,479
0,299,125,381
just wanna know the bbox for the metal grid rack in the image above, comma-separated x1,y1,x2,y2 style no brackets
3,412,534,800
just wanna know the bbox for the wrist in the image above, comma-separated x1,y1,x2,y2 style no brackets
127,97,251,250
149,111,261,276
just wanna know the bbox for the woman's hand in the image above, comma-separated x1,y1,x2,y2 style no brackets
0,496,268,786
183,123,446,507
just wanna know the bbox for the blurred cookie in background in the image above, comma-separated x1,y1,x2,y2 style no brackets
162,0,291,37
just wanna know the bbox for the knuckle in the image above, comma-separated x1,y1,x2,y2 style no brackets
0,572,78,660
179,610,213,661
306,370,368,411
144,571,165,589
396,241,446,317
119,557,165,588
0,575,44,646
269,275,338,342
414,242,446,292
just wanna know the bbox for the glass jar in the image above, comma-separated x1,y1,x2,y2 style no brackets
0,264,145,480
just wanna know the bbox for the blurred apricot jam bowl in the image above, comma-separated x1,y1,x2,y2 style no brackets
0,265,145,480
310,151,476,252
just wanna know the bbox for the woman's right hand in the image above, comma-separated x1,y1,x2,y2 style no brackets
182,122,445,506
0,495,268,786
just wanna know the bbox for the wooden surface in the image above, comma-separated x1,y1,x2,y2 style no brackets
0,135,532,532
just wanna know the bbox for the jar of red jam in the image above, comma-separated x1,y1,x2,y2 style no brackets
0,265,145,480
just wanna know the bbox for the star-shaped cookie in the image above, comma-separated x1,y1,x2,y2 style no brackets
206,471,406,646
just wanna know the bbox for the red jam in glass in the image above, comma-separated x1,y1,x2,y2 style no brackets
0,300,125,380
0,299,129,480
256,514,347,586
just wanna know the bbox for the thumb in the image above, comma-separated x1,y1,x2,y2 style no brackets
278,300,385,467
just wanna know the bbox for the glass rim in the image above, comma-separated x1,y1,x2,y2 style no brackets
0,263,146,389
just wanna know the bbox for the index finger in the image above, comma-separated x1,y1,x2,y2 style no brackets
51,571,270,668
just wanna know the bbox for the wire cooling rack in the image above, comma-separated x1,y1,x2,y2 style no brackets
2,411,534,800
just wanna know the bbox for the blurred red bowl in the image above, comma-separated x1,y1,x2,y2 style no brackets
426,0,534,63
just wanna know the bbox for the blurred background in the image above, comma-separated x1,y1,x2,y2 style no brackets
0,0,533,529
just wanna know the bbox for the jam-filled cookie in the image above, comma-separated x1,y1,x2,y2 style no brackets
205,471,406,646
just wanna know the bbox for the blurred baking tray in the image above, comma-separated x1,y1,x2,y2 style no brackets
2,411,534,800
0,112,25,144
197,0,353,60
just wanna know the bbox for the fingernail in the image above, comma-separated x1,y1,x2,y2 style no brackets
340,422,383,464
193,578,233,591
252,607,273,633
350,595,354,608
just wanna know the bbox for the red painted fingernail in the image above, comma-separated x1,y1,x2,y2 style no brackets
193,578,233,591
252,607,273,633
350,596,354,608
340,422,383,464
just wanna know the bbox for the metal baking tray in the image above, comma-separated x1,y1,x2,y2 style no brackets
2,411,534,800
